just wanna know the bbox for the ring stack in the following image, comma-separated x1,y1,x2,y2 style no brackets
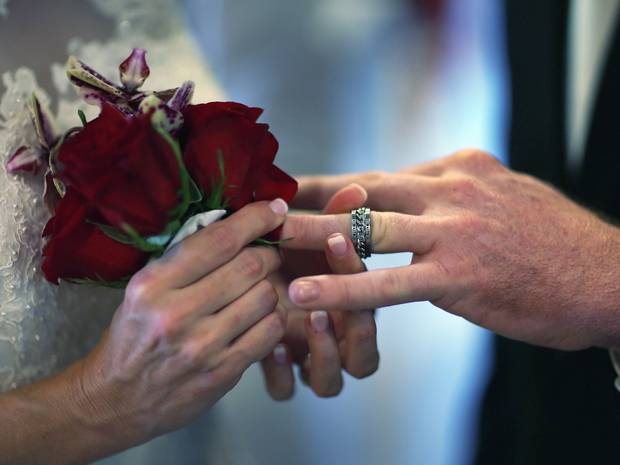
351,207,372,259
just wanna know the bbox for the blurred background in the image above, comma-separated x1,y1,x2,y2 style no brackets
185,0,509,464
1,0,509,463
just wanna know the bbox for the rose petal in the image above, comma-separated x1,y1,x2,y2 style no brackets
42,188,148,284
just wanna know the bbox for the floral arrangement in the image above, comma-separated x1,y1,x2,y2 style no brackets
6,49,297,286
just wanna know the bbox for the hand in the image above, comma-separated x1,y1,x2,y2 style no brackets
73,200,288,449
283,150,620,350
261,184,379,399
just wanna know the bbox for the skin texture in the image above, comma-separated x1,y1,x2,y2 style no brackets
261,184,379,399
0,200,288,465
283,149,620,351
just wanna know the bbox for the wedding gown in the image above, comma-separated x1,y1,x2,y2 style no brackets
0,1,245,463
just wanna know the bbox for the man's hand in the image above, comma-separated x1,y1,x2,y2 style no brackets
283,150,620,350
261,184,379,399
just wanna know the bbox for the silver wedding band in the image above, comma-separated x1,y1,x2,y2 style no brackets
351,207,372,259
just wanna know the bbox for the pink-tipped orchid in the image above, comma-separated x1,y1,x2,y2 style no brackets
6,146,42,174
139,81,195,133
5,94,59,175
119,48,150,93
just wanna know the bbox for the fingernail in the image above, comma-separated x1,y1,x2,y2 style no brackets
289,280,320,304
310,311,329,332
273,344,288,365
269,198,288,215
327,233,347,257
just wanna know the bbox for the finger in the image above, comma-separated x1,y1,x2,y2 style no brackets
224,309,287,372
180,246,282,317
325,234,379,379
191,280,279,347
341,310,379,378
322,183,368,214
289,263,447,312
281,212,436,254
325,233,366,273
293,174,435,213
305,311,343,397
299,355,311,386
156,199,288,288
401,159,447,177
260,344,295,401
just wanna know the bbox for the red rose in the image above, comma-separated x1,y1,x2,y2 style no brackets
42,188,148,284
58,104,182,236
181,102,298,210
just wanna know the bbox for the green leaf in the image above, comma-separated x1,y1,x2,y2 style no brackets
188,177,203,204
253,237,294,247
153,124,194,219
204,149,228,210
144,219,182,248
92,222,134,245
66,276,130,289
77,109,87,127
121,223,166,253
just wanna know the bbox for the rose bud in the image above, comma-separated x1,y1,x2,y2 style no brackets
58,104,183,236
181,102,298,211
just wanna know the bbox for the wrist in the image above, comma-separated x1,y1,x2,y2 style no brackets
584,221,620,348
66,345,148,453
0,359,130,465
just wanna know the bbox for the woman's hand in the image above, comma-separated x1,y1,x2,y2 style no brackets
75,200,289,451
0,199,290,465
282,150,620,351
261,184,379,399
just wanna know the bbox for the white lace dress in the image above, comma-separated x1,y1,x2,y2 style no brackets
0,1,240,463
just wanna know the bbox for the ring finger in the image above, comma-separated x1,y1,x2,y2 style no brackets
325,233,379,379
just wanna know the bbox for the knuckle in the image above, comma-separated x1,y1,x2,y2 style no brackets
178,341,202,368
371,213,389,249
448,175,481,202
266,312,286,341
377,270,404,300
256,280,279,310
338,279,354,309
199,331,221,357
263,248,283,273
147,310,180,345
237,249,266,280
363,170,388,186
227,348,253,372
453,212,485,234
349,322,378,347
208,224,239,257
125,271,159,308
455,148,493,164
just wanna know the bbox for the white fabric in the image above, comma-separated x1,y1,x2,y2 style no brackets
0,2,242,463
166,210,227,251
0,0,223,395
566,0,620,172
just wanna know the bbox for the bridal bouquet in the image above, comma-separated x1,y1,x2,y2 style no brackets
7,49,297,286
